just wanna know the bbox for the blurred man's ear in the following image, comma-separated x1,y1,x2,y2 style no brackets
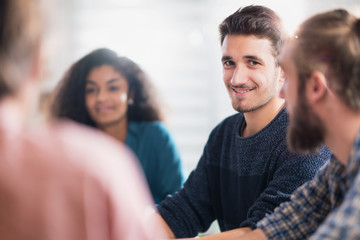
277,67,285,99
29,43,43,83
279,67,285,83
306,71,328,104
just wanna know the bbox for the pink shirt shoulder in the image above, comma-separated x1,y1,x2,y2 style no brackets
0,119,165,240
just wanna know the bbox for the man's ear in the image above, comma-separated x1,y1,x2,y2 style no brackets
306,71,328,104
279,67,285,83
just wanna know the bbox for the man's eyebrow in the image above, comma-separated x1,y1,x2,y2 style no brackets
221,55,265,63
243,55,264,62
221,56,232,62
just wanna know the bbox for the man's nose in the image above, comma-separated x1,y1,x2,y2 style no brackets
231,66,248,86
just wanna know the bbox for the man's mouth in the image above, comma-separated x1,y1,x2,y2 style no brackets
232,88,252,94
231,86,255,95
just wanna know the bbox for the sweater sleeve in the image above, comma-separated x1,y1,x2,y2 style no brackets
158,143,216,238
239,142,331,229
150,122,184,204
257,162,332,239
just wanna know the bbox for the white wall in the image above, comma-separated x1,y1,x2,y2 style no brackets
43,0,360,177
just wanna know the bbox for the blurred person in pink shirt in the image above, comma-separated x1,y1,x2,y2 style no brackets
0,0,166,239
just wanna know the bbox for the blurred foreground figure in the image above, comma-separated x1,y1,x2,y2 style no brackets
0,0,165,239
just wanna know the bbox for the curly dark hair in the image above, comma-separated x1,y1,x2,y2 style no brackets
51,48,163,127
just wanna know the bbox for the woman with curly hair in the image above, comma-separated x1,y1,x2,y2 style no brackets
51,48,184,204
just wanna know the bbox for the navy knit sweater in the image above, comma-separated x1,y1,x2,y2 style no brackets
158,108,331,238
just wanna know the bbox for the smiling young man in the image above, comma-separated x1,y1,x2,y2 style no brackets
155,5,330,239
234,9,360,240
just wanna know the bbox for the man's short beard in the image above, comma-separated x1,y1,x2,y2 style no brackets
234,102,266,113
233,95,272,113
287,93,325,153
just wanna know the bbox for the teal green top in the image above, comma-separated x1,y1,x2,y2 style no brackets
125,121,184,204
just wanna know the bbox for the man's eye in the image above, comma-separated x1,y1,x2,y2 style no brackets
223,61,234,68
249,60,260,66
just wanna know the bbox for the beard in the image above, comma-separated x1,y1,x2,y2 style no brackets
232,99,268,113
287,96,325,153
230,87,276,113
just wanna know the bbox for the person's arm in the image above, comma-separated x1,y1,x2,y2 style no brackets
153,212,176,238
172,228,256,240
255,160,333,240
158,145,217,238
237,229,267,240
239,144,330,229
309,167,360,239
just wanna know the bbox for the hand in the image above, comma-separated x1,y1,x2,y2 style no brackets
237,229,267,240
152,212,176,239
176,228,267,240
174,227,252,240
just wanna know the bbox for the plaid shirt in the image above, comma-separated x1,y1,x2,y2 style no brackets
257,130,360,239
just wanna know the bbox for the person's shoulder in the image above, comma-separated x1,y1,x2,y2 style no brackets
49,120,136,171
201,113,243,144
135,120,166,130
259,107,289,141
130,121,169,135
12,119,142,192
212,112,242,132
52,120,121,147
268,107,289,129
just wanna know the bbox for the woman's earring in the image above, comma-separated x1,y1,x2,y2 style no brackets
128,99,134,105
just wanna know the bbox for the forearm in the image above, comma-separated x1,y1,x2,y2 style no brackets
153,212,176,238
237,229,267,240
172,227,253,240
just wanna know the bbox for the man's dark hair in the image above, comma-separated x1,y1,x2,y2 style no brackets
219,5,286,59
